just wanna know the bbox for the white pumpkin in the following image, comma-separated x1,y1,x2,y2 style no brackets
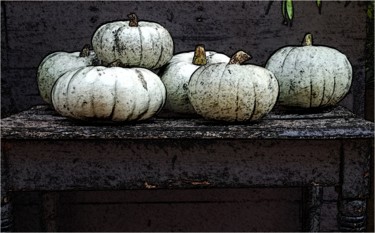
37,45,97,104
92,13,173,69
265,33,352,108
160,45,230,114
51,66,166,121
188,51,279,122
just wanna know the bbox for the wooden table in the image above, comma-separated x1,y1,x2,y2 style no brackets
1,105,373,231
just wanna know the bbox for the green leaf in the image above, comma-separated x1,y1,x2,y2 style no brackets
316,0,322,14
286,0,293,21
316,0,321,8
367,1,374,19
282,0,286,18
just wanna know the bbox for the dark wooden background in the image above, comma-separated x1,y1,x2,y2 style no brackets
1,1,373,231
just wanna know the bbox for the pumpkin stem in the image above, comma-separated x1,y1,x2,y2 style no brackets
228,50,251,65
128,13,138,27
79,44,91,57
302,33,313,46
192,44,207,65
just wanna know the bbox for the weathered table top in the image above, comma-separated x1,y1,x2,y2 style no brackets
1,105,373,140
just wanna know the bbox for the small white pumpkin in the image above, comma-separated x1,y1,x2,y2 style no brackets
37,45,97,104
160,45,230,114
265,33,352,108
51,66,166,121
92,13,173,69
188,51,279,122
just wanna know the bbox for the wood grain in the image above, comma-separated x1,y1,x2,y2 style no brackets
1,105,373,140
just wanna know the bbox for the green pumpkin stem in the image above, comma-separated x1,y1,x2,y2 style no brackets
228,50,251,65
302,33,313,46
128,13,139,27
192,45,207,65
79,44,91,57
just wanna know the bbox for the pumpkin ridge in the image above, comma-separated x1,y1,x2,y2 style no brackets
249,79,257,121
325,75,336,106
149,70,166,117
318,75,326,107
139,82,161,121
135,69,148,91
216,63,228,116
130,69,149,120
309,72,313,108
192,64,209,90
66,67,90,119
99,24,112,62
137,26,144,66
89,67,103,119
337,58,353,102
151,28,164,69
108,78,118,120
134,70,153,121
134,98,151,120
114,27,124,63
124,86,137,121
281,47,297,73
155,83,166,114
235,69,240,121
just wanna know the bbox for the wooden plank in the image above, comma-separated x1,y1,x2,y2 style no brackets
1,106,373,140
4,139,340,191
12,188,303,232
58,188,301,204
57,196,301,232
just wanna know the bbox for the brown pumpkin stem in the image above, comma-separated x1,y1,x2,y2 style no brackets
128,13,138,27
192,44,207,65
302,33,313,46
228,50,251,65
79,44,91,57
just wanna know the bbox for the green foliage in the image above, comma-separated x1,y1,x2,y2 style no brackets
367,0,374,19
282,0,322,26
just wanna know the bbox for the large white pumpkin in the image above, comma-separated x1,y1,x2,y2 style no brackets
188,51,279,122
37,45,97,104
92,13,173,69
265,33,352,108
160,45,230,114
52,66,166,121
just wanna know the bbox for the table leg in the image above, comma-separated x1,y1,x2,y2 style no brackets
1,194,13,232
338,199,367,232
339,140,372,232
1,143,13,232
303,185,323,232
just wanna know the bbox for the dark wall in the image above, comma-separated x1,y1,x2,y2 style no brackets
1,1,369,117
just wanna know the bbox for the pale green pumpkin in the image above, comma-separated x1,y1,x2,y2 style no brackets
37,45,97,104
92,13,173,69
52,66,166,122
188,51,279,122
160,45,230,114
265,33,352,108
